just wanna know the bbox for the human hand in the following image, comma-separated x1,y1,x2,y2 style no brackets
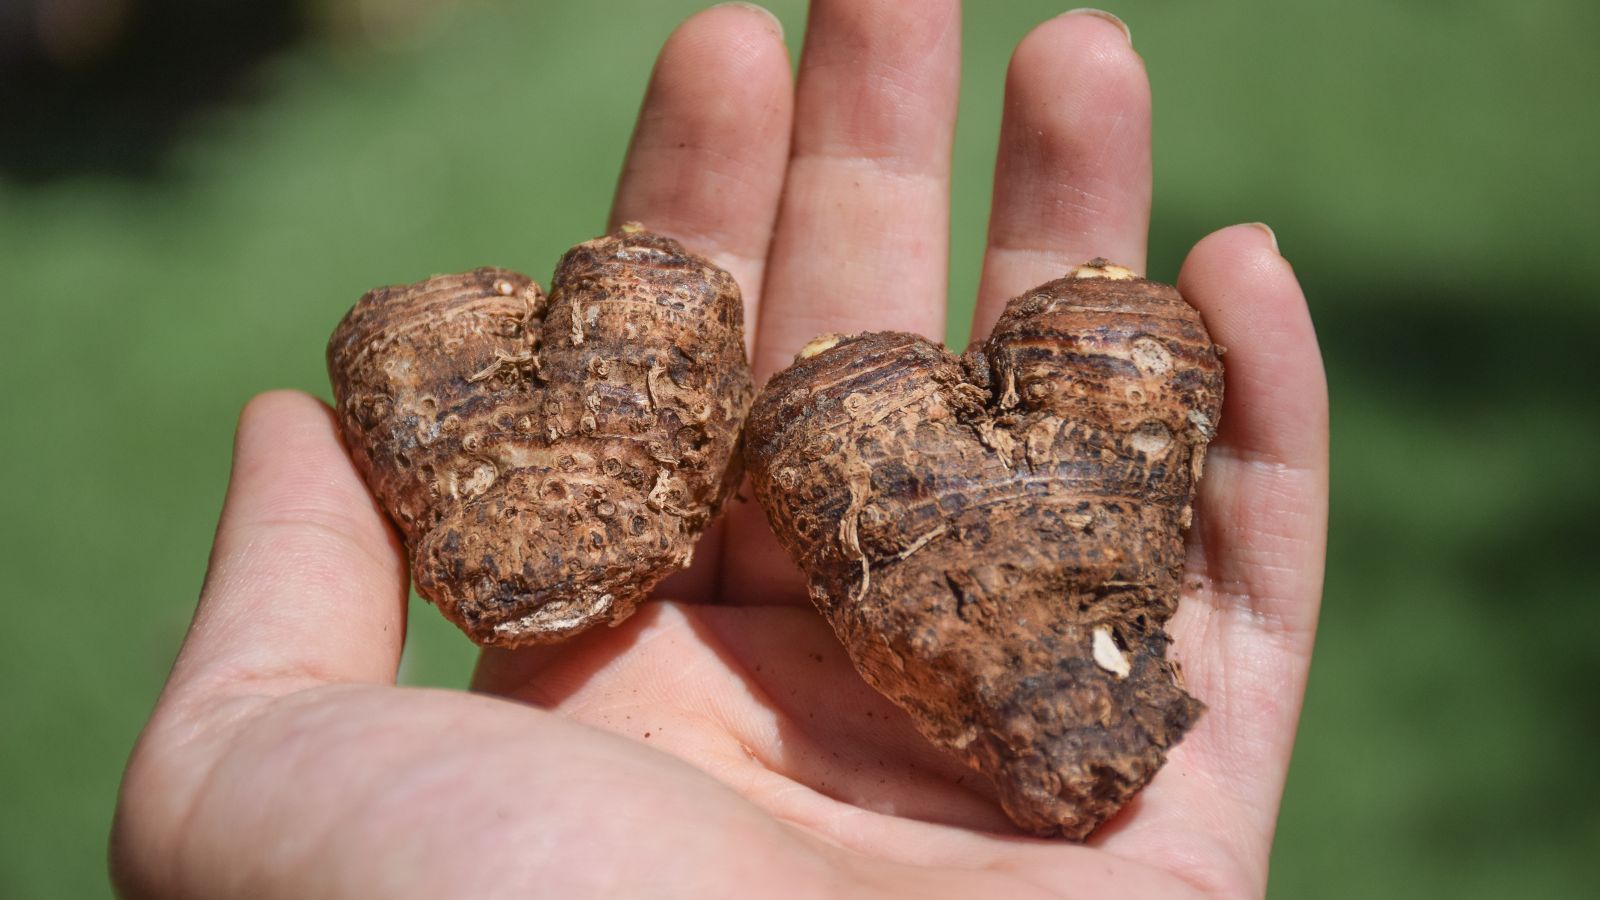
112,4,1327,898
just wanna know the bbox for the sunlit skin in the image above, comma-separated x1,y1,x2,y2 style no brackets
111,4,1327,898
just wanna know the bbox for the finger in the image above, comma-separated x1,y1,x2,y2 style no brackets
972,10,1150,340
750,0,962,381
1096,225,1328,897
166,391,409,701
1182,224,1328,485
725,0,961,604
608,1,793,350
603,3,792,604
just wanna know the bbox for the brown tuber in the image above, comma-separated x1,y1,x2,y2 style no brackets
328,227,752,647
744,260,1224,839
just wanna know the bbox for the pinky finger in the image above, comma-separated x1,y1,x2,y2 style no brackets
1095,225,1328,897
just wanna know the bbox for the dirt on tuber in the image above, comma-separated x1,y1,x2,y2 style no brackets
744,260,1224,839
328,226,752,647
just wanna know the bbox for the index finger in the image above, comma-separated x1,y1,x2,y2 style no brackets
608,2,794,353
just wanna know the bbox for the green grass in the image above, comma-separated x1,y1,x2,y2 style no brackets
2,0,1596,896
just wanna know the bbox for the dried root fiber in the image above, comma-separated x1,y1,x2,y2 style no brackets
744,260,1224,839
328,227,752,647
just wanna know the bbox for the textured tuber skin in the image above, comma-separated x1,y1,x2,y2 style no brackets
328,227,752,647
744,260,1223,839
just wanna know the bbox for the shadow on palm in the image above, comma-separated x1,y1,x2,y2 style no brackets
473,598,1019,839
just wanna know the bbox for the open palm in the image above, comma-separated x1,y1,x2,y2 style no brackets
113,4,1327,898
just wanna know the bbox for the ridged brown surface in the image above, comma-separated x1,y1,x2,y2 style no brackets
744,261,1223,839
328,228,752,646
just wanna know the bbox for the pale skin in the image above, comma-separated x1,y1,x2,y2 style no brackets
111,4,1328,898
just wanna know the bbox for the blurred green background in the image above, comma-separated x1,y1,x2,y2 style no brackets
3,0,1596,896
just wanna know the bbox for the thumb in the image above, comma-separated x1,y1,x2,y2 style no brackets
167,390,409,701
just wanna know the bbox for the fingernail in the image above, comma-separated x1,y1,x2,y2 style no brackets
715,2,784,40
1064,8,1132,45
1247,222,1281,255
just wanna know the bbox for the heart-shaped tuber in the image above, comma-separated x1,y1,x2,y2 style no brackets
744,260,1223,839
328,227,752,647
